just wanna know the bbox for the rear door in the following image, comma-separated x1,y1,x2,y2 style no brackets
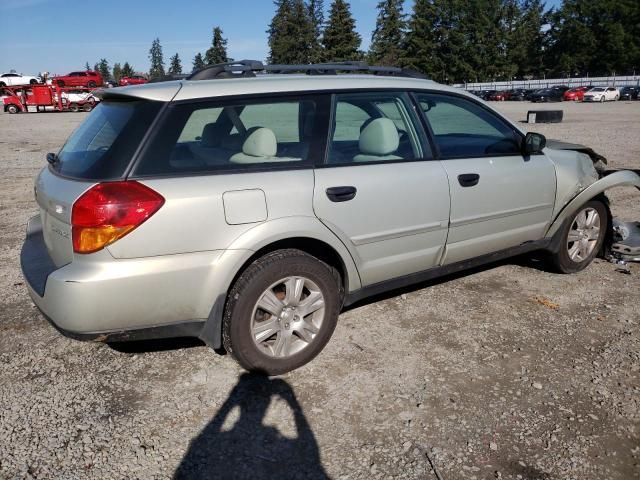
312,91,450,286
415,92,556,265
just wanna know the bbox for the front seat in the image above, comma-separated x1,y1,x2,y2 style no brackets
230,127,299,164
353,117,402,162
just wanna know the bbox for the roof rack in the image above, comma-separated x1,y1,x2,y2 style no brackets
187,60,428,81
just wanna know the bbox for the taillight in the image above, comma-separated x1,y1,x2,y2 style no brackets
72,181,164,254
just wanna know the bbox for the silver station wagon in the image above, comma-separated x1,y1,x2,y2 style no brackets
21,61,640,374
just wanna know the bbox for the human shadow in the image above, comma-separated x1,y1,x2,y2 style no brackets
174,373,329,480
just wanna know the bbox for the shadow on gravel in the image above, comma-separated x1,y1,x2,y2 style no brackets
107,337,205,353
345,252,554,312
174,372,328,480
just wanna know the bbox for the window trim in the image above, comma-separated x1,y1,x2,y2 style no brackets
411,90,527,161
128,92,332,179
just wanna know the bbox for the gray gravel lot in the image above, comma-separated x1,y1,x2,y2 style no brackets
0,101,639,480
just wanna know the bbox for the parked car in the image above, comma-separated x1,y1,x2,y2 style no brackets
618,86,639,101
119,75,148,86
489,90,511,101
19,61,640,374
563,86,591,102
583,87,620,102
530,86,570,102
479,90,497,100
0,72,40,87
52,71,103,88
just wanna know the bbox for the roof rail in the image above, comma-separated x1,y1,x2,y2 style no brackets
187,60,428,81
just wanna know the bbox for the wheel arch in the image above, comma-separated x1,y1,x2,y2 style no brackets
545,170,640,243
198,217,362,350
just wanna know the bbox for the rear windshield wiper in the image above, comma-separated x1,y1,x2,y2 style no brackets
46,152,60,168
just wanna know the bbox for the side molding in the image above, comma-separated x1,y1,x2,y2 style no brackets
546,170,640,238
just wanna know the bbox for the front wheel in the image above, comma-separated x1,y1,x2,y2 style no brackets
7,104,20,114
223,249,341,375
550,200,608,274
56,79,65,87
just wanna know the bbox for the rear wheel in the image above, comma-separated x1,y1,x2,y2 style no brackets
69,103,79,112
56,79,65,87
30,79,37,85
87,81,97,88
0,81,5,87
82,103,93,112
223,249,341,375
550,200,608,274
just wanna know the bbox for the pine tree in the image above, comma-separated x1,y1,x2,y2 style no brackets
268,0,315,64
148,38,166,79
84,61,90,71
307,0,325,62
369,0,405,66
322,0,361,61
401,0,440,76
169,53,183,74
112,62,122,82
97,59,110,81
192,53,205,72
205,27,229,65
121,62,135,78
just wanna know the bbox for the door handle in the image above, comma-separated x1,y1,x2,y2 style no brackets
458,173,480,187
326,186,357,202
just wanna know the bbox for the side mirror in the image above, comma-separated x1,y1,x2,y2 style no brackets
522,132,546,156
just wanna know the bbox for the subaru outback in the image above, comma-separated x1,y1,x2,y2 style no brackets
20,61,640,374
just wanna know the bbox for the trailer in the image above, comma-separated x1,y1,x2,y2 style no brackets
1,84,98,113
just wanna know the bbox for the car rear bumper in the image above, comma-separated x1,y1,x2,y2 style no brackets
20,215,230,341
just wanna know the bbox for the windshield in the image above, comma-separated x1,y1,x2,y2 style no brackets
590,88,605,92
54,100,162,179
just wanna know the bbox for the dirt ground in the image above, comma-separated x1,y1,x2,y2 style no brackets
0,100,639,480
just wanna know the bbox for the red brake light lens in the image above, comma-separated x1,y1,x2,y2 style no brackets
72,181,164,254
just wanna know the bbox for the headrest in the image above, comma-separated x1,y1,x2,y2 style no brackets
359,118,399,156
201,123,225,147
242,127,277,157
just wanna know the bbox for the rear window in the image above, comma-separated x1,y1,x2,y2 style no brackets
53,100,162,180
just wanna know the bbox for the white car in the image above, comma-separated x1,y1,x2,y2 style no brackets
0,72,40,87
583,87,620,102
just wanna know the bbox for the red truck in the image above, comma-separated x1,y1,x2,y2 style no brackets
119,75,148,86
52,70,103,88
2,84,97,113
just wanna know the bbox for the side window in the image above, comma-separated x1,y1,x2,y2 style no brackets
328,92,428,164
135,96,321,176
415,93,521,158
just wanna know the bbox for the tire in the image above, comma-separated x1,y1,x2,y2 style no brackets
549,200,608,274
69,103,79,112
56,80,65,87
223,249,341,375
7,104,20,114
600,96,605,103
614,95,619,101
30,79,37,85
87,81,97,88
0,82,5,87
82,103,93,112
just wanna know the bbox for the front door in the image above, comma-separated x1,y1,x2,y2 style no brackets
415,92,557,265
313,91,451,286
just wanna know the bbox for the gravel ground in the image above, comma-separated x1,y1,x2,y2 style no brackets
0,101,639,480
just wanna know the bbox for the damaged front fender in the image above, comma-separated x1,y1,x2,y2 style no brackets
546,170,640,239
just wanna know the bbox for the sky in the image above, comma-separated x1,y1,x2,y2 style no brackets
0,0,561,76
